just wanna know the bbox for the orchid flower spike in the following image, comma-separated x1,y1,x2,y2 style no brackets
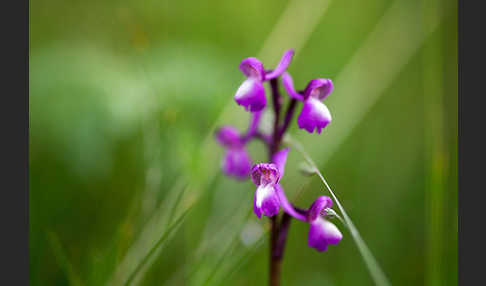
282,72,333,134
234,49,295,112
215,126,252,180
306,196,343,252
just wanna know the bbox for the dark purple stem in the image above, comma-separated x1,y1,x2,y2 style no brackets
269,77,282,286
278,98,298,139
268,77,300,286
274,206,306,261
270,78,282,157
274,213,291,259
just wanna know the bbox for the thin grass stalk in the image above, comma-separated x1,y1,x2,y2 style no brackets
47,231,84,286
286,136,391,286
123,207,191,286
421,0,446,284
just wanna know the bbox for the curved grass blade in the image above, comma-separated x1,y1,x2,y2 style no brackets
201,236,240,286
213,237,266,286
167,184,187,226
123,207,191,286
46,231,84,286
286,136,391,286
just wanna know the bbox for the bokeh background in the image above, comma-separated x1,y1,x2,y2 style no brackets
29,0,457,285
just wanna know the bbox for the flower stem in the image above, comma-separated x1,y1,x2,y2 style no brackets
268,78,281,286
278,98,298,138
268,77,282,286
274,213,292,259
267,77,299,286
270,78,282,156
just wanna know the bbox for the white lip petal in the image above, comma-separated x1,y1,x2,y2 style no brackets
255,184,273,208
235,79,256,100
308,97,332,121
316,217,342,242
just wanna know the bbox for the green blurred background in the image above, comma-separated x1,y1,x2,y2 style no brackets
29,0,457,285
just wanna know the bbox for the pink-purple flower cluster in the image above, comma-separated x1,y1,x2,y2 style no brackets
251,148,342,252
215,49,341,253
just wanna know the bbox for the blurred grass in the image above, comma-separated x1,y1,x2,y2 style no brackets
30,0,457,285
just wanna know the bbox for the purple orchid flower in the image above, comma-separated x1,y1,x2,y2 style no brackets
234,49,295,112
251,163,281,218
306,196,343,252
215,125,252,180
215,111,264,180
282,72,333,134
250,148,290,218
278,188,343,252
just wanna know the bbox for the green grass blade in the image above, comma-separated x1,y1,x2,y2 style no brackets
46,231,84,286
123,207,191,286
420,0,450,285
213,238,266,286
287,136,391,286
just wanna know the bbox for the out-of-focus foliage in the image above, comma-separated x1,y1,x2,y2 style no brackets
30,0,457,285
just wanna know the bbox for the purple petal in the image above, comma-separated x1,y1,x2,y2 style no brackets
272,148,289,177
234,78,266,112
250,163,279,186
215,126,242,148
247,111,262,136
308,225,329,251
264,49,295,80
307,196,333,222
282,72,304,101
253,184,280,218
308,217,342,252
275,184,307,222
297,97,332,134
222,148,252,179
303,78,333,100
240,57,265,81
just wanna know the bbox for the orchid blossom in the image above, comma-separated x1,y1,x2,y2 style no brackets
282,72,333,134
234,50,294,112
